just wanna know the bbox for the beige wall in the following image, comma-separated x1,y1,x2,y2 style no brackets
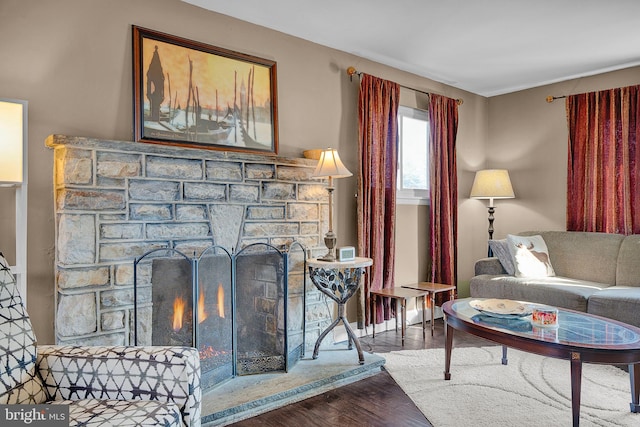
0,0,482,343
486,67,640,239
394,204,430,285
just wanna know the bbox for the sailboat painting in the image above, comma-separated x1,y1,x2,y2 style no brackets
133,26,278,154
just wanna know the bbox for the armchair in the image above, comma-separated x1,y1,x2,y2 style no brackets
0,254,201,426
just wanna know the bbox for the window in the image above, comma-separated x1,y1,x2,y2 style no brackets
397,105,429,205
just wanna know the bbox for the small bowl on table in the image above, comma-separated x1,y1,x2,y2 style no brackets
531,306,558,327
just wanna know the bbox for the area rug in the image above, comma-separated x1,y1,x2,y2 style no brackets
381,346,639,427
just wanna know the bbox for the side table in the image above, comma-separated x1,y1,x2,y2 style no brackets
307,257,373,365
401,282,456,336
370,287,429,345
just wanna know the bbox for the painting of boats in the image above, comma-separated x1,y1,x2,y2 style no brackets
133,26,278,154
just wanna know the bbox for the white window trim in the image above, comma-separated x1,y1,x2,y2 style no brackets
397,105,430,206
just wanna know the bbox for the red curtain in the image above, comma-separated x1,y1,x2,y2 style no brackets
566,85,640,234
357,73,400,326
428,94,459,296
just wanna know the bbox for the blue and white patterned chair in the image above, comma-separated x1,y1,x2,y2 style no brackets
0,254,201,426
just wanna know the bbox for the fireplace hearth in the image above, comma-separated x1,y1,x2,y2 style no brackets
134,242,306,391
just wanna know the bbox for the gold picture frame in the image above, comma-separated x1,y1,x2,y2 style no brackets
133,26,278,154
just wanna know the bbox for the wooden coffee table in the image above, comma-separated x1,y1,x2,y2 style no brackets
443,298,640,427
401,282,456,336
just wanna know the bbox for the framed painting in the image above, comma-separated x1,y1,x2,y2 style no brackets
133,26,278,155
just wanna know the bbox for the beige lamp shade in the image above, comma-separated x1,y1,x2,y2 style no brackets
312,148,352,179
470,169,515,207
0,99,25,184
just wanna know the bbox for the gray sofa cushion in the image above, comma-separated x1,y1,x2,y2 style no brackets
587,287,640,327
474,257,507,276
470,274,607,312
616,235,640,287
521,231,624,285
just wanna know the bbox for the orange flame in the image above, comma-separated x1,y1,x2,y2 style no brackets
217,284,225,318
198,287,207,324
172,296,185,331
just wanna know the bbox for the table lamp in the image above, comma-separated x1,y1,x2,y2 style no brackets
470,169,515,256
312,148,352,261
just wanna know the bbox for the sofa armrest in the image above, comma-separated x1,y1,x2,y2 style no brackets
474,257,507,276
36,345,201,427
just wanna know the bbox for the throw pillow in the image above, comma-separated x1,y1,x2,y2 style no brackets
488,239,515,275
506,234,556,278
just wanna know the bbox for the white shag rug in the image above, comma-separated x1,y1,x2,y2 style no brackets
381,346,639,427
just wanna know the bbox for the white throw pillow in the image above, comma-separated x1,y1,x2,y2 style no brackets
506,234,555,278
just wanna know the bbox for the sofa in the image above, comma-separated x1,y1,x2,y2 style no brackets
470,231,640,328
0,253,202,426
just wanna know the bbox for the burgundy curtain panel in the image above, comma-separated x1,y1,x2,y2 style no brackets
566,84,640,234
357,73,400,327
428,94,459,298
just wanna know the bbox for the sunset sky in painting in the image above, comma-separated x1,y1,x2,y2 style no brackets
142,37,272,112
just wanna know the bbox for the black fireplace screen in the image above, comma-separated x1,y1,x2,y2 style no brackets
133,242,305,391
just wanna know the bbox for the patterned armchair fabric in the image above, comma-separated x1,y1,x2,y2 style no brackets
38,345,201,426
0,254,48,404
0,254,202,426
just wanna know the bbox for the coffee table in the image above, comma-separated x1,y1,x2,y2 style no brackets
443,298,640,427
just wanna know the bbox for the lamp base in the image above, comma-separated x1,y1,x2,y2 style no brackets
487,206,495,257
318,232,337,262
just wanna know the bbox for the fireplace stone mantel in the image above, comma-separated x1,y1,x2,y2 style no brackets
47,135,334,350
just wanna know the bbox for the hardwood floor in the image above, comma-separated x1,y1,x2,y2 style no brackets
227,319,493,427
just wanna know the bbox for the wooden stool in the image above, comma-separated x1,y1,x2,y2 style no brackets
370,287,429,345
401,282,456,336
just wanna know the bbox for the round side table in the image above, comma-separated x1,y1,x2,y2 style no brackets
307,257,373,365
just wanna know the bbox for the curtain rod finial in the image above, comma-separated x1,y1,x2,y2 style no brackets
346,66,357,77
546,96,555,103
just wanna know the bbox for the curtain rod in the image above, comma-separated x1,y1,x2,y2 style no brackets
346,66,464,106
546,95,567,103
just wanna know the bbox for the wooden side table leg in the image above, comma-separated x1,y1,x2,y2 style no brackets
372,294,376,338
394,297,398,332
430,291,435,336
401,297,406,346
422,295,426,340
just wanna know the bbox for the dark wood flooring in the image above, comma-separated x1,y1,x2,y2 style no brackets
228,319,493,427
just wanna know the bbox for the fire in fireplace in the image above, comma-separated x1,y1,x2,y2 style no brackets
133,242,305,392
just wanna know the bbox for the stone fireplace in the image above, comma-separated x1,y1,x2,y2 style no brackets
48,135,336,364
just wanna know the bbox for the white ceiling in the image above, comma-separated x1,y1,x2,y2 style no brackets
182,0,640,97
